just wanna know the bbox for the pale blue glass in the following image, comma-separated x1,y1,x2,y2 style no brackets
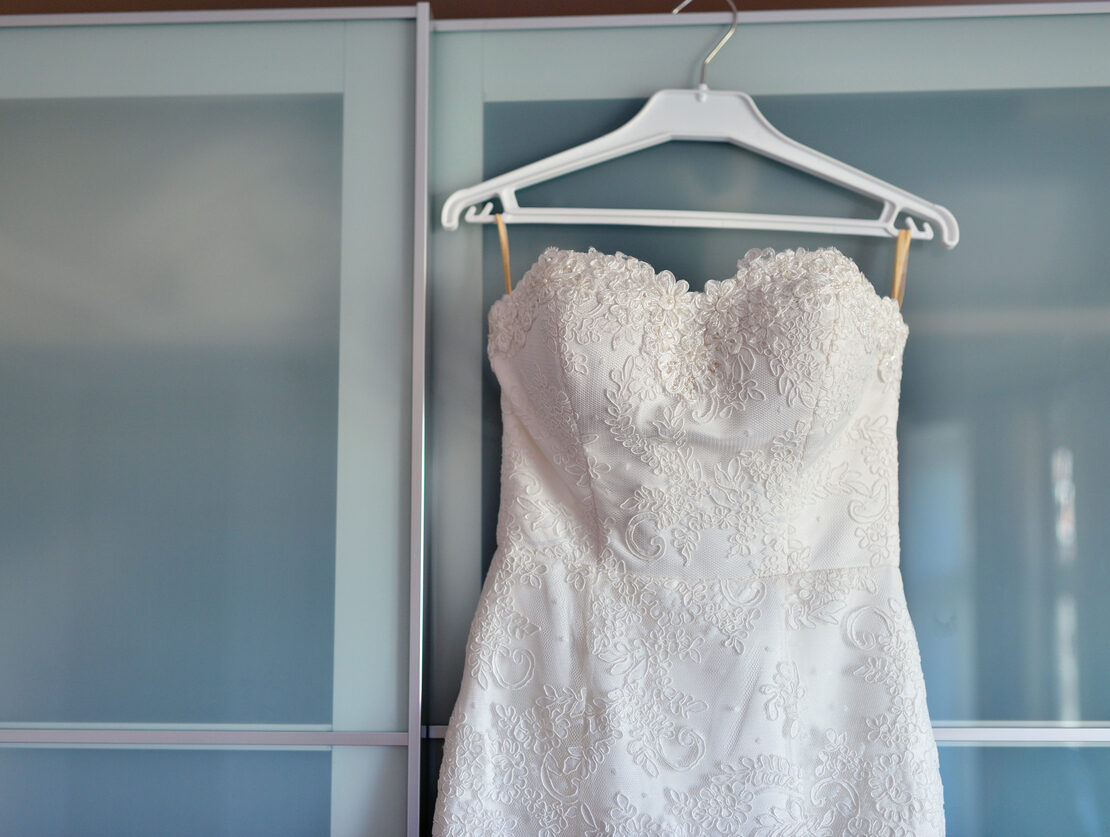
439,88,1110,728
0,95,342,723
940,745,1110,836
0,748,330,836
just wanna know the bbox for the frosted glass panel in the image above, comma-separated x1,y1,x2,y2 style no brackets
429,87,1110,724
0,96,342,722
939,745,1110,836
0,748,330,837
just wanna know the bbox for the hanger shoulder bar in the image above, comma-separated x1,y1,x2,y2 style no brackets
711,92,959,247
441,97,676,231
464,203,946,241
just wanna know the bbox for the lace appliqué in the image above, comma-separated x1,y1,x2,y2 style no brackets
434,247,941,837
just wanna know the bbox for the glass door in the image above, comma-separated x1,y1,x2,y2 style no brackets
0,11,420,835
426,10,1110,835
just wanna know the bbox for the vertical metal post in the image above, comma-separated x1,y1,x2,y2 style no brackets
407,3,431,835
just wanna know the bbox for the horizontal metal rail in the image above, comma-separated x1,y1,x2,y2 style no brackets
3,3,1108,30
0,6,416,27
8,724,1110,749
423,724,1110,745
433,2,1110,31
931,726,1110,744
0,727,406,749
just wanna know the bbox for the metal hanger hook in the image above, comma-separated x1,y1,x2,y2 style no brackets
671,0,739,88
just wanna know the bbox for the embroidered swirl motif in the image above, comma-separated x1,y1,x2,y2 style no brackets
433,247,942,837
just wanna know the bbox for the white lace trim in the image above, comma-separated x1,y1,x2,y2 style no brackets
489,246,906,360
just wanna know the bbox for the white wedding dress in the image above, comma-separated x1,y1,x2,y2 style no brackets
432,246,944,837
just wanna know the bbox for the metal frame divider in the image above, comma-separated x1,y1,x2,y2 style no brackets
7,2,1107,30
408,3,432,835
423,724,1110,745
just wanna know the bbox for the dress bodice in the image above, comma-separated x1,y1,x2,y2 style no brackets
487,246,909,582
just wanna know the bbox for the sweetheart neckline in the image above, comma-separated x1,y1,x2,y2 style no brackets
502,245,906,331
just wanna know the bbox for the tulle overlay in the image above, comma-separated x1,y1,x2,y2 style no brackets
433,248,944,837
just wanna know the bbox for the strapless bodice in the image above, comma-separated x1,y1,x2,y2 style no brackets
486,246,908,581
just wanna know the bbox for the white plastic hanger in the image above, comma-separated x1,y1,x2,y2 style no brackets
441,0,959,248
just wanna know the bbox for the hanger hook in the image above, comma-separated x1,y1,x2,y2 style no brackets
672,0,739,88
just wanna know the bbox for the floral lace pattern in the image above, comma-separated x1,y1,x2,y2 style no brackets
433,247,942,836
